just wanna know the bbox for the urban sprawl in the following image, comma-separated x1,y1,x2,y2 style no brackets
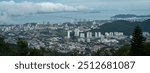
0,18,150,53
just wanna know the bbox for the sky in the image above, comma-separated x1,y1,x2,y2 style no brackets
0,0,150,15
0,0,150,24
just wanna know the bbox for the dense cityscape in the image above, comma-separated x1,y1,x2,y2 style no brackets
0,15,150,55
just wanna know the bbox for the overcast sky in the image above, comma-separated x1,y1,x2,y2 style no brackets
0,0,150,18
0,0,150,10
0,0,150,23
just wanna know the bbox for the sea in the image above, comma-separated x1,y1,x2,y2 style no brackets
1,10,150,24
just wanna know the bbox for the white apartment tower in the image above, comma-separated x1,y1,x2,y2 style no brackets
74,28,80,36
95,32,102,38
87,32,92,38
98,32,101,37
80,33,85,38
67,30,71,38
95,32,98,38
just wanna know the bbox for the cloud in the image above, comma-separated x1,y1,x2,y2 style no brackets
0,0,88,16
0,11,8,22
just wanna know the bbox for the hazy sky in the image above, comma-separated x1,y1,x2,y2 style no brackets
0,0,150,10
0,0,150,14
0,0,150,23
0,0,150,24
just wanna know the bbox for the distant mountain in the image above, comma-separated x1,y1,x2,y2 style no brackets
141,19,150,32
111,14,150,18
90,19,150,35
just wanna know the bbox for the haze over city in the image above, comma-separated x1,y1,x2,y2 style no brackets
0,0,150,24
0,0,150,56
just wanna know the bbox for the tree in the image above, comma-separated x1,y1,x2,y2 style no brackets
91,48,115,56
143,42,150,55
0,35,11,55
130,25,145,56
29,48,43,56
16,38,29,56
115,44,131,56
0,35,6,55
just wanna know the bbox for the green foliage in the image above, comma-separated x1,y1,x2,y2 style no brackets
1,25,150,56
67,49,84,56
91,19,150,35
0,36,6,55
29,48,43,56
0,35,11,56
16,38,29,56
115,44,131,56
0,35,5,44
91,48,117,56
143,42,150,56
130,25,146,56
